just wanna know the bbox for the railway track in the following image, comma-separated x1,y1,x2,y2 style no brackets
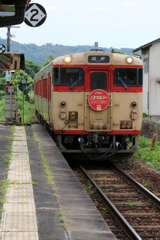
72,162,160,240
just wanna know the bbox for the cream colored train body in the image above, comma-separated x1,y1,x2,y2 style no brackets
34,51,143,160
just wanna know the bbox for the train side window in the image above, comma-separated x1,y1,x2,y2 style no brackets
60,68,84,86
138,69,143,86
52,68,59,85
91,72,106,90
114,68,137,86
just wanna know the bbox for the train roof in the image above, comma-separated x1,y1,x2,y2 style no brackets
53,52,142,66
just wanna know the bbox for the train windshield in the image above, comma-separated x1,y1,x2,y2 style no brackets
53,67,84,86
114,68,143,86
91,72,107,90
60,68,84,86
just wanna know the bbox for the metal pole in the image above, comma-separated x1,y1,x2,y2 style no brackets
7,27,11,88
10,88,12,120
7,27,11,52
23,84,24,124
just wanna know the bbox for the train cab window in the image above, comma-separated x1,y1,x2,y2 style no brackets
114,68,137,86
52,68,59,85
60,68,84,86
91,72,107,90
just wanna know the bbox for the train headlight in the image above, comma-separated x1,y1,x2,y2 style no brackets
126,56,133,64
64,55,72,63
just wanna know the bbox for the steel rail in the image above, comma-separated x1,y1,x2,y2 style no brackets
112,163,160,209
79,165,142,240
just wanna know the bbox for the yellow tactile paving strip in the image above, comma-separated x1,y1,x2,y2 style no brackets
0,127,39,240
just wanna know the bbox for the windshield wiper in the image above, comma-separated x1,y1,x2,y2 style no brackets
119,78,129,90
70,77,81,90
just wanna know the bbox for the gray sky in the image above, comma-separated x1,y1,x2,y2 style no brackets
0,0,159,49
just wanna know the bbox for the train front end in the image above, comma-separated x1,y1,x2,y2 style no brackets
52,52,143,161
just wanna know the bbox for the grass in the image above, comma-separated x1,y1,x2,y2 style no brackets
133,136,160,170
84,180,93,190
98,177,105,181
0,125,15,222
0,99,37,123
2,126,15,166
0,178,10,204
101,207,108,211
126,200,142,207
143,180,152,189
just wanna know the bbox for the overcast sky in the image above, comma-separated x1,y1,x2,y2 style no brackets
0,0,159,49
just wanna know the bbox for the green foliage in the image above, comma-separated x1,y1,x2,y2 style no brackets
41,55,56,69
143,180,152,188
0,38,138,66
143,113,151,119
24,60,41,79
0,95,36,123
138,136,152,148
126,201,142,206
0,73,6,98
101,207,107,211
0,99,5,120
22,101,36,123
27,90,34,104
12,68,34,103
133,136,160,170
114,50,125,54
0,58,42,122
0,58,39,101
143,113,148,118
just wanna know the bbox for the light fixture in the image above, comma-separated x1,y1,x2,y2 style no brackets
126,56,133,64
64,55,72,63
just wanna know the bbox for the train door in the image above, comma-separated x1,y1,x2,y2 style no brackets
84,68,112,132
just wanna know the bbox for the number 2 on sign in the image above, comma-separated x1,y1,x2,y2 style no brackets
30,9,39,22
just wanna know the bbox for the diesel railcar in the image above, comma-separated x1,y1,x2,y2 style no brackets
34,51,143,160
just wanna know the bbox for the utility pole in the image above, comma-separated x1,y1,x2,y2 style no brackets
6,26,20,52
5,26,20,123
6,26,20,88
7,26,11,51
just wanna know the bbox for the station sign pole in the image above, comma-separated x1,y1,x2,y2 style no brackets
21,79,26,124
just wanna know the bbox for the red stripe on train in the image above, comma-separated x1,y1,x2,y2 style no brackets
54,130,140,135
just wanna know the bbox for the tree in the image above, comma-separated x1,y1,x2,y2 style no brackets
41,55,56,69
114,51,125,54
12,69,34,103
24,60,41,79
0,76,6,98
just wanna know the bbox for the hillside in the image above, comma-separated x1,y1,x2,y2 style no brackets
0,38,135,66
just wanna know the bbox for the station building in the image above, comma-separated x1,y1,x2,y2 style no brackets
133,38,160,120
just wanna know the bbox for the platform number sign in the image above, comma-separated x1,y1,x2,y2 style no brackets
24,3,47,27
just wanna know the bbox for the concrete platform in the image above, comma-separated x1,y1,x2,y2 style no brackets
27,125,117,240
0,125,117,240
